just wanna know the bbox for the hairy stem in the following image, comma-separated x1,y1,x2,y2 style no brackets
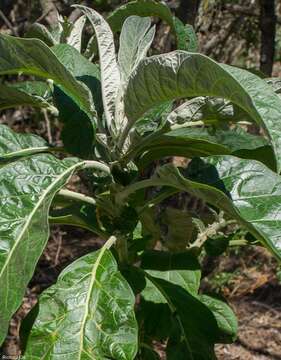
191,218,236,249
58,189,96,206
115,233,128,264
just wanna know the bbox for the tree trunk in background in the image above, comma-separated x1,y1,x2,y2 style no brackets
176,0,201,26
259,0,276,76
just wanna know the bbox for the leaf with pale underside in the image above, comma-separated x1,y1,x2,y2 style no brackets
75,5,120,130
0,154,90,345
67,15,86,52
124,51,281,172
118,16,155,83
106,0,192,50
24,237,138,360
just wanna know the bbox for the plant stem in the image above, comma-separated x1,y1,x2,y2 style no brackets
115,233,128,264
58,189,96,206
190,219,236,248
229,239,248,246
83,160,111,174
170,120,205,130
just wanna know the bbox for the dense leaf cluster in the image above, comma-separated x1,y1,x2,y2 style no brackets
0,1,281,358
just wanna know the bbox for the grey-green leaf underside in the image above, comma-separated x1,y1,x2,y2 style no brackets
75,5,120,129
124,51,281,172
0,154,85,345
106,0,192,50
25,238,138,360
67,15,86,52
118,16,155,83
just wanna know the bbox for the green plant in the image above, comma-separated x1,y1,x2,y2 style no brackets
1,2,281,358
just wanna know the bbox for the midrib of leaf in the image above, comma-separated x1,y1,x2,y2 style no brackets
0,160,85,282
1,146,50,159
78,236,116,360
0,67,55,80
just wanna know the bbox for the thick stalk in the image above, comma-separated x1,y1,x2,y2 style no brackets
58,189,96,206
115,233,128,264
83,160,111,174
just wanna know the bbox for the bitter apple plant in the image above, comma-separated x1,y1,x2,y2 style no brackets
0,1,281,358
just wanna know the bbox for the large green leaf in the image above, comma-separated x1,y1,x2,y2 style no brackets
119,157,281,260
106,0,192,50
52,44,102,116
0,124,49,161
0,34,95,120
145,275,218,359
127,127,273,169
75,5,120,131
0,83,50,111
142,270,236,349
199,295,237,343
118,16,155,83
143,269,201,303
124,51,281,172
0,154,106,345
24,237,138,360
52,44,102,158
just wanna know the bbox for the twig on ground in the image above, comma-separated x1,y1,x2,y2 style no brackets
42,109,53,144
0,10,18,36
